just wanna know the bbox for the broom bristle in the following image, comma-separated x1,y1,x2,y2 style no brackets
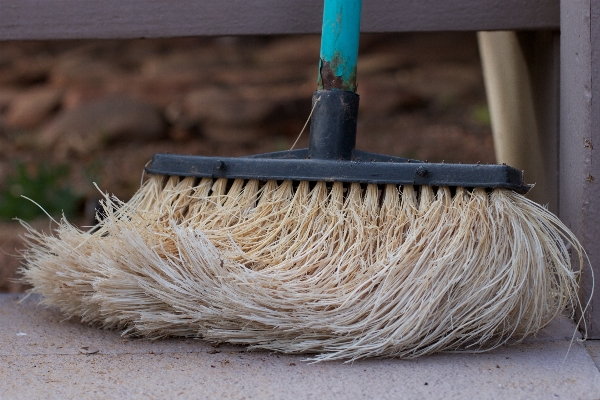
19,174,585,361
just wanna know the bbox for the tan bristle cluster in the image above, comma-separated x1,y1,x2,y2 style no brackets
20,175,585,361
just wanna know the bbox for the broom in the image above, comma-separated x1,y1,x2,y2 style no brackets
20,0,586,362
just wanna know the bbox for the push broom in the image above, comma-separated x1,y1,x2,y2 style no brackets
21,0,586,362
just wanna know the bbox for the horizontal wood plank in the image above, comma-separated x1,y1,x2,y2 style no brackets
0,0,559,41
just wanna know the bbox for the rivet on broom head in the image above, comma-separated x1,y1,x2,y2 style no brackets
416,166,429,177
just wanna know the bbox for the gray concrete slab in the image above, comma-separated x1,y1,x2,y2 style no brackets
585,340,600,372
1,293,600,400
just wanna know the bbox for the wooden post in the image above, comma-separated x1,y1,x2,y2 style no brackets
517,31,560,214
560,0,600,337
478,31,556,209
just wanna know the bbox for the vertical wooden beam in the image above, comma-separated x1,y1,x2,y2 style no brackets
518,31,561,213
560,0,600,337
478,31,558,210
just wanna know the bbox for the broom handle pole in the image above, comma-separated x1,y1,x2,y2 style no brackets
317,0,362,92
309,0,362,161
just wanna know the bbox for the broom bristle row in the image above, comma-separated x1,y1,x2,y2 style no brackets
19,175,585,361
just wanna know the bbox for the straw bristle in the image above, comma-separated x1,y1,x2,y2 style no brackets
20,174,585,361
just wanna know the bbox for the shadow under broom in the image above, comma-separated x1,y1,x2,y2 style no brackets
20,0,588,362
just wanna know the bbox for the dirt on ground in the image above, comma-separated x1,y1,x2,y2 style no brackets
0,32,495,292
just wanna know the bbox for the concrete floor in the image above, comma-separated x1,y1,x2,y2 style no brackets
1,293,600,400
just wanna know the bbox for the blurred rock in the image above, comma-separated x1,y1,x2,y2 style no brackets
0,88,18,114
167,125,195,142
417,124,494,164
0,53,10,69
202,124,267,145
358,53,411,76
40,95,165,156
255,36,320,66
238,84,313,103
241,85,313,137
0,57,51,86
142,52,217,74
140,53,216,91
61,88,111,110
184,87,276,127
5,87,62,129
358,77,427,116
51,56,125,88
395,63,482,99
0,222,33,293
214,65,311,86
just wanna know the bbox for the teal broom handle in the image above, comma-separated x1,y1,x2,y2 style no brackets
317,0,362,92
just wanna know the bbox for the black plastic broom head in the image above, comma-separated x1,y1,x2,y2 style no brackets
146,90,530,195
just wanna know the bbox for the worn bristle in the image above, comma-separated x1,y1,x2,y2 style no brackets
19,174,586,361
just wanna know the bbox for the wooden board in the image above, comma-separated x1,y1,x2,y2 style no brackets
0,0,558,40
